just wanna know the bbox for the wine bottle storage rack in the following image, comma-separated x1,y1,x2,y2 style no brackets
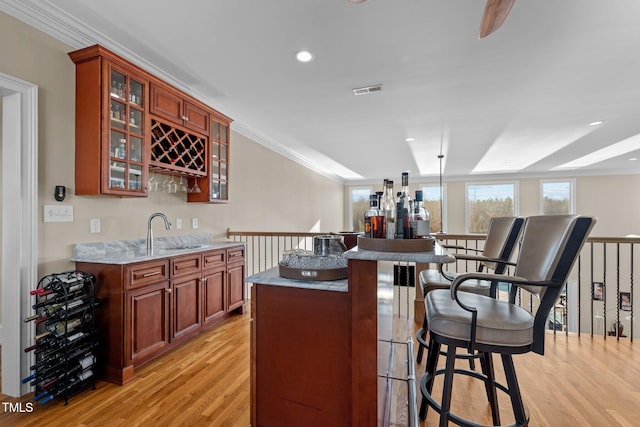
150,119,207,177
23,271,99,405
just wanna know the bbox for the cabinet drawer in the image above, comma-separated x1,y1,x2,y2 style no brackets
203,250,226,270
227,247,245,265
171,254,202,278
126,260,170,289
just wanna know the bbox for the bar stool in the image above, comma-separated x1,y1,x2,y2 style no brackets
416,217,524,365
419,215,596,427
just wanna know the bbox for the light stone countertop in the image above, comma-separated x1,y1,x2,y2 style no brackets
342,243,455,264
72,233,244,265
245,266,348,293
245,242,454,293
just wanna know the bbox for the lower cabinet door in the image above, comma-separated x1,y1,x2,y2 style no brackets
227,263,245,312
202,266,226,326
171,273,202,341
126,281,170,365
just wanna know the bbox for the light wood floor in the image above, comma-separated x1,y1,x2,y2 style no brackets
2,308,639,426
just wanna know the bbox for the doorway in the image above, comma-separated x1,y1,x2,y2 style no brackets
0,71,38,397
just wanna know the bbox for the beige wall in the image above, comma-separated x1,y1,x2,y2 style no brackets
354,174,639,237
0,11,344,279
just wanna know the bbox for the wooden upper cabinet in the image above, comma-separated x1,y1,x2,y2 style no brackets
70,44,233,198
69,44,149,197
187,113,232,203
150,83,209,135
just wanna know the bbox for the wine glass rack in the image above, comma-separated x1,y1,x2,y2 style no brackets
150,119,207,177
22,271,99,405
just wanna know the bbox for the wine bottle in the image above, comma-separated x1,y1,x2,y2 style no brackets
25,298,85,324
36,317,84,341
395,172,413,239
36,369,94,405
364,195,384,238
30,344,95,372
411,190,431,238
32,293,88,310
382,180,396,239
42,299,100,325
25,329,86,353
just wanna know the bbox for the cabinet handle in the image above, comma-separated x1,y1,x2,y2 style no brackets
166,288,172,294
142,271,161,278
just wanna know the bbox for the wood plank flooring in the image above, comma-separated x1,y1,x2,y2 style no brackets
2,307,639,426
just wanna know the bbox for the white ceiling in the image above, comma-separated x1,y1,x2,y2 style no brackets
3,0,640,184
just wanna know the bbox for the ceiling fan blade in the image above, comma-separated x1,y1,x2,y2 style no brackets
479,0,516,38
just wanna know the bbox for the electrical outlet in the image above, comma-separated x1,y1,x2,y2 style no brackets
192,218,198,229
90,218,101,233
176,218,183,230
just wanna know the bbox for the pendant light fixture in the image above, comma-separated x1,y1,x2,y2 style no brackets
437,153,445,234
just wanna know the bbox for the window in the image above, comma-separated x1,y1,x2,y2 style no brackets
349,187,372,232
420,184,445,233
466,182,517,234
541,180,575,214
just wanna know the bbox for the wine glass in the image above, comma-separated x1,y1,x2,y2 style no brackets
167,175,178,194
179,176,189,193
161,175,171,193
148,174,158,192
190,180,202,194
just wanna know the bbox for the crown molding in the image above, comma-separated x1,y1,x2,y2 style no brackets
0,0,346,185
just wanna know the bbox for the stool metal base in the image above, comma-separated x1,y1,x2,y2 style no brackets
419,368,530,427
418,339,530,427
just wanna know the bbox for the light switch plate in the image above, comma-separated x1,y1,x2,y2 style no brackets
43,205,73,223
176,218,183,230
192,218,198,229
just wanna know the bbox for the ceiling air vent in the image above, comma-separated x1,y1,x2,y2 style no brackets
352,84,383,96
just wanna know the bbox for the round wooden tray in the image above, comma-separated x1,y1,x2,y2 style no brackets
357,236,435,252
279,263,348,281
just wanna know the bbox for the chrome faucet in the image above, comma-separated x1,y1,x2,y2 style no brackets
147,212,172,254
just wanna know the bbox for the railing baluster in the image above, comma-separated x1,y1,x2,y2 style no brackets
631,243,634,342
229,230,637,340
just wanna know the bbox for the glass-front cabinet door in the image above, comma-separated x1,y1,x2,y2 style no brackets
210,119,229,201
189,115,231,203
106,66,147,195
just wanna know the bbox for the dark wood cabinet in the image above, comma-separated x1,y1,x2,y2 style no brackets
126,281,170,365
69,45,149,196
171,273,202,341
69,44,233,199
188,114,232,203
228,263,245,312
227,247,246,312
150,83,209,134
202,266,226,326
170,252,203,341
76,244,245,385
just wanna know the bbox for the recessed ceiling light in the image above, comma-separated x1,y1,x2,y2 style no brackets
589,120,604,126
629,157,638,161
405,137,415,142
348,0,368,3
295,50,314,63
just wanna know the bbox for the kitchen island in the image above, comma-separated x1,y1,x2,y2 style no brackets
247,243,453,426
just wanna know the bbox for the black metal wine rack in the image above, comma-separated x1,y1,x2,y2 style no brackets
22,271,99,405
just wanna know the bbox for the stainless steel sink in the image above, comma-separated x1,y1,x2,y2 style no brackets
164,245,203,251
